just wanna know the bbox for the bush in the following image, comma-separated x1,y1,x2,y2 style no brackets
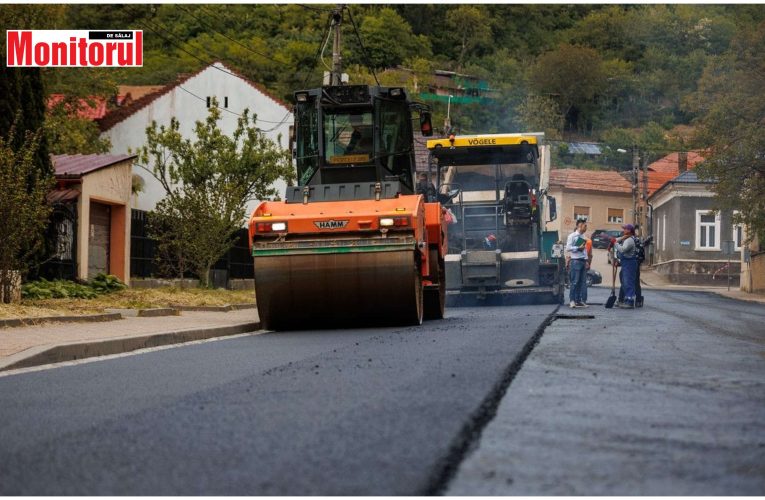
20,274,126,300
90,273,127,293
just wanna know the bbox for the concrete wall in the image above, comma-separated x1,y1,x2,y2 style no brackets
102,62,292,221
77,160,132,281
654,259,741,286
547,187,632,239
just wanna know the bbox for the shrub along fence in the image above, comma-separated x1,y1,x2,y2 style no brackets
130,209,254,287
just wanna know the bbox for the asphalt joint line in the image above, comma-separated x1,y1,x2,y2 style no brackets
555,314,595,320
421,303,561,495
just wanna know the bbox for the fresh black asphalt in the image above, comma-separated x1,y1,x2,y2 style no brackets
0,304,555,495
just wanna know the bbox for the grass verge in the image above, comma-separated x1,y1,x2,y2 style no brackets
0,287,255,319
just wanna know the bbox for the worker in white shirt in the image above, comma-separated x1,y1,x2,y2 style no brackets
566,218,589,308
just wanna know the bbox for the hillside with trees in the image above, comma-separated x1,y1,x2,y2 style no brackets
4,5,761,144
3,4,764,235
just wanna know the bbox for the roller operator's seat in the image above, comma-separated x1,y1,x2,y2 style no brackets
504,174,533,219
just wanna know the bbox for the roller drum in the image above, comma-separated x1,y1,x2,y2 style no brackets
254,249,423,330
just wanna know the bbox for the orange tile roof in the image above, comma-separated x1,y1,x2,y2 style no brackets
648,151,704,174
549,168,632,194
643,151,705,195
637,170,677,196
118,85,165,101
47,94,109,120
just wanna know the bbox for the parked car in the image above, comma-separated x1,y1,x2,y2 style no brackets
592,229,623,249
565,268,603,288
587,268,603,286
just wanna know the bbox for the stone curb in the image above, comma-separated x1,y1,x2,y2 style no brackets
171,303,257,312
0,321,262,372
104,308,180,318
0,313,123,329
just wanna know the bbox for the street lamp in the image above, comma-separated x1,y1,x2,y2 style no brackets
445,95,454,133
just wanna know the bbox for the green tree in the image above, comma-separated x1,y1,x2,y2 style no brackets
529,44,607,133
516,95,564,140
445,6,493,71
349,7,431,70
0,5,56,177
138,101,293,286
45,108,111,155
0,123,54,303
686,22,765,242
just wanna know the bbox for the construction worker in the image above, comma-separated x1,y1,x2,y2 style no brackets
582,236,593,304
612,223,638,308
416,172,437,202
566,218,589,308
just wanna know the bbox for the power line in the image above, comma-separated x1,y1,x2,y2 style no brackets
345,6,380,86
297,4,335,14
138,16,249,82
300,10,334,88
182,5,284,66
125,12,292,130
174,85,242,118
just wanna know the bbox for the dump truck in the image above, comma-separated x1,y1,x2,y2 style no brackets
248,84,446,330
426,133,565,305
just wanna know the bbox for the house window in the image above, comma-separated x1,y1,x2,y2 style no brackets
224,96,229,108
733,211,743,250
607,208,623,224
573,206,590,222
662,213,666,252
695,210,720,250
206,96,211,108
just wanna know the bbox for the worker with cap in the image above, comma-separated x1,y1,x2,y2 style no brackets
611,223,638,308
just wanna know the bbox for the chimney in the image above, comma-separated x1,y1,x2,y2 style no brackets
678,151,688,173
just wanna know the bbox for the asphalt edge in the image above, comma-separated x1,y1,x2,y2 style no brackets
0,321,261,372
420,303,561,495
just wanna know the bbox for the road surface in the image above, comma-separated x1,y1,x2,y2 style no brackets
0,304,554,495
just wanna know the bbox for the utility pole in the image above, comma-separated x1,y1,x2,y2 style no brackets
444,95,453,135
632,145,639,225
641,154,649,235
330,6,343,86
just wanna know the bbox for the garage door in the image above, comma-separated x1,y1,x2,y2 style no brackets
88,202,110,278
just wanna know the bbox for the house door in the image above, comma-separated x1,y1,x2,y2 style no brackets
88,202,111,278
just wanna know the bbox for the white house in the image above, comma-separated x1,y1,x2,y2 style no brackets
99,61,293,219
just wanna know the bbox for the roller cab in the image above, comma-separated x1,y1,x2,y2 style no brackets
249,85,445,330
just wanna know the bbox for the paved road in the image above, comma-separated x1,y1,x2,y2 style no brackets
0,304,555,495
448,288,765,495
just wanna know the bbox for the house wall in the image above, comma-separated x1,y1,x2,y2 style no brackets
741,233,765,293
77,160,132,281
102,63,292,221
748,253,765,292
547,188,632,239
651,196,741,286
